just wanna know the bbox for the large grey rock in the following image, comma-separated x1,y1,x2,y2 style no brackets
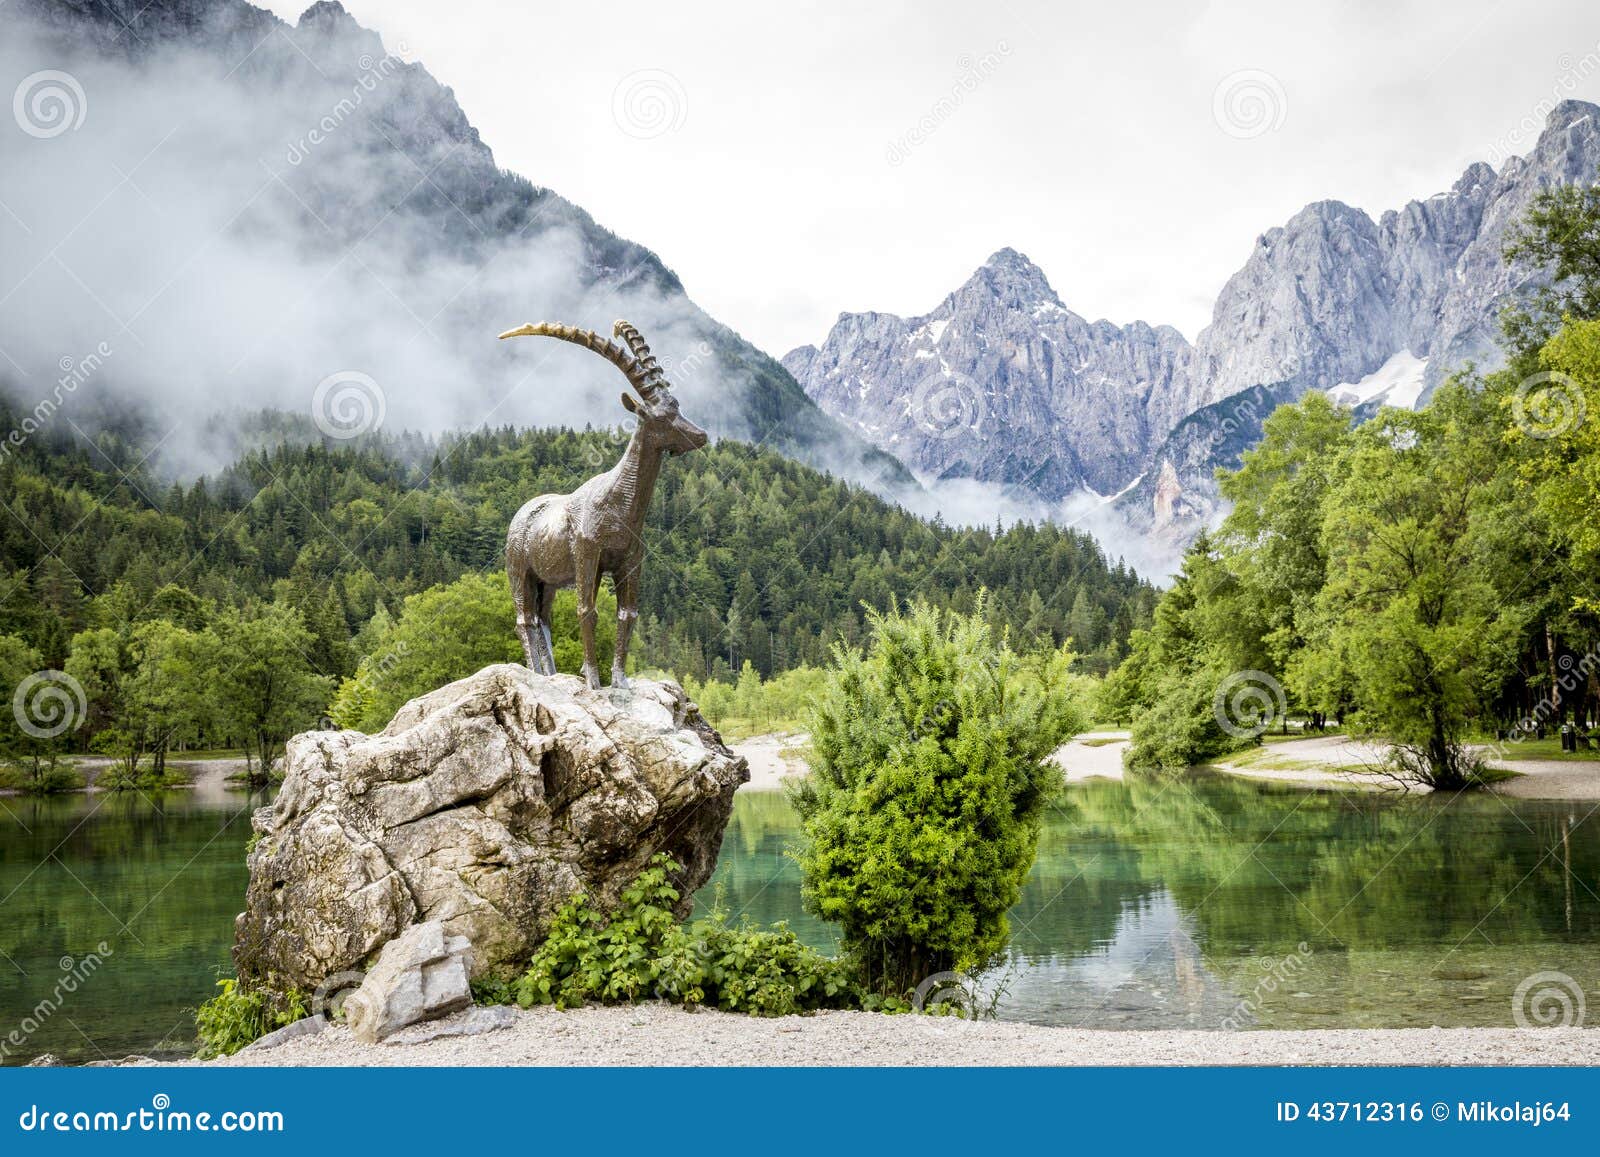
343,922,472,1044
381,1004,518,1046
232,666,747,995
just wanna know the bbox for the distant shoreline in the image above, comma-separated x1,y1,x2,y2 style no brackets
733,729,1600,802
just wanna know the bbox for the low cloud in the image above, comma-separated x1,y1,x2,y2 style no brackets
0,17,743,476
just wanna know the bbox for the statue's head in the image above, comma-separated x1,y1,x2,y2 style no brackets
619,383,708,455
498,318,708,456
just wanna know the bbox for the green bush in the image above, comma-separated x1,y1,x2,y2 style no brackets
790,597,1087,997
503,855,871,1017
0,760,84,794
1124,663,1256,772
194,977,307,1059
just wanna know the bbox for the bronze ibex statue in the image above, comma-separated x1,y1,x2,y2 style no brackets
498,319,708,689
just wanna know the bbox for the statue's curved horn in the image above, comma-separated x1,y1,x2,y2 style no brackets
612,320,666,396
498,321,656,395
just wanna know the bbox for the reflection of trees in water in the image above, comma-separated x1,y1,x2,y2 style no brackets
0,791,261,1062
727,790,800,859
1064,774,1600,958
698,777,1600,1028
696,792,837,950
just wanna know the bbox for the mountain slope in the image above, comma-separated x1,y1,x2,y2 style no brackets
782,248,1192,499
3,0,912,487
786,102,1600,526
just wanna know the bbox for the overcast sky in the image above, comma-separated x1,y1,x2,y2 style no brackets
261,0,1600,357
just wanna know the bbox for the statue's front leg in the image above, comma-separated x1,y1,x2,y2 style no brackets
574,544,602,690
611,559,640,689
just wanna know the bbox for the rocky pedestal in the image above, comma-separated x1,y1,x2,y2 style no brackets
232,666,748,995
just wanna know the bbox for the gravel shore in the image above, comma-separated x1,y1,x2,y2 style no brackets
203,1004,1600,1067
1213,735,1600,799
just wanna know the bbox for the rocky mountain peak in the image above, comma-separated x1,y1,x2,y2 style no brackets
791,97,1600,558
1546,98,1600,135
957,247,1061,309
297,0,358,28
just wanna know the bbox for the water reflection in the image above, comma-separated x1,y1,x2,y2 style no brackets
701,774,1600,1030
999,891,1246,1028
3,768,1597,1064
0,787,266,1065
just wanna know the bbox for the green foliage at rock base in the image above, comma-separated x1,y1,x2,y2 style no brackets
501,856,873,1017
193,977,307,1059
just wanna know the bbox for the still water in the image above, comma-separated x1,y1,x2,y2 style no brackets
704,777,1600,1031
0,788,263,1065
2,773,1597,1063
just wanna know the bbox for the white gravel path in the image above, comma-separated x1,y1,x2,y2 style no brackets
729,733,810,791
1213,736,1600,799
1049,731,1130,782
201,1004,1600,1067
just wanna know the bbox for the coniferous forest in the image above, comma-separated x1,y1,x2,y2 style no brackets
0,409,1153,784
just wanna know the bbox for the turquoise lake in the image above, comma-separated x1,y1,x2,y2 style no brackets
2,773,1597,1064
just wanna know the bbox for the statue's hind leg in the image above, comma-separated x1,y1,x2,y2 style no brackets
535,580,558,676
510,565,538,670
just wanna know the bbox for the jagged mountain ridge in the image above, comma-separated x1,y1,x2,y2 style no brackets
785,101,1600,518
6,0,913,488
782,249,1193,499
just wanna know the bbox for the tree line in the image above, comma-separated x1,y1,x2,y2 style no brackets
0,407,1154,786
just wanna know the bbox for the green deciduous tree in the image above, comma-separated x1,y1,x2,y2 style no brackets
0,634,79,792
1313,394,1516,787
1502,169,1600,357
327,572,524,731
213,603,331,785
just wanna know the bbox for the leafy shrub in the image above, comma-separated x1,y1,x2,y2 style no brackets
504,855,869,1017
1124,663,1256,772
790,597,1087,997
0,761,84,794
194,977,307,1059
